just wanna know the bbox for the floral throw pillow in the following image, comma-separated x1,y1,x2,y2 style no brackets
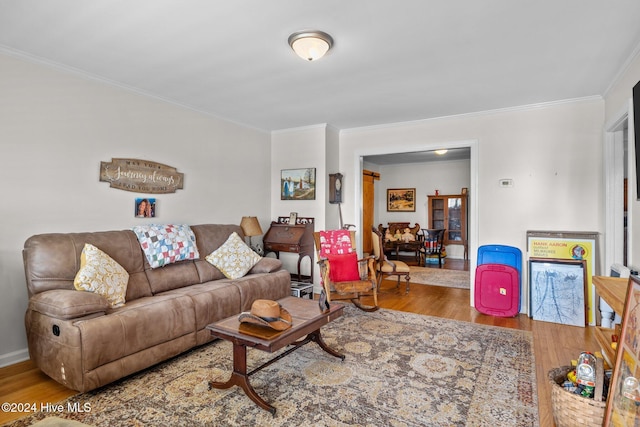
74,243,129,308
206,232,261,279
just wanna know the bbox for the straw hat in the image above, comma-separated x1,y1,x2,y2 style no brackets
238,299,292,331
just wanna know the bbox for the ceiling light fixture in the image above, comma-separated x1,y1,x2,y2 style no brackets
435,149,448,155
288,30,333,61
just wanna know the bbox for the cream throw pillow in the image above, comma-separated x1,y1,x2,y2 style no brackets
74,243,129,308
206,232,261,279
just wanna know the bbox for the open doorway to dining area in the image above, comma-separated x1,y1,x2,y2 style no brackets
362,147,472,287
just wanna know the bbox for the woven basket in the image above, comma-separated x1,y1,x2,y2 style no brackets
548,366,606,427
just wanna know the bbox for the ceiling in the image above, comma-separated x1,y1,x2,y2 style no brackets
365,148,471,165
1,1,640,133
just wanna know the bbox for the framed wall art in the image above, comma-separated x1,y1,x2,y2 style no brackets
281,168,316,200
387,188,416,212
604,275,640,426
529,257,587,327
135,198,156,218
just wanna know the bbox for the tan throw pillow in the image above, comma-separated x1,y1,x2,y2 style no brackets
74,243,129,308
206,232,261,279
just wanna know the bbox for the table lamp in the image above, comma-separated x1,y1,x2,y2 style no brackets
240,216,263,254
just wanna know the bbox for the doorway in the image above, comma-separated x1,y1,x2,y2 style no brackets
355,139,479,304
604,108,630,270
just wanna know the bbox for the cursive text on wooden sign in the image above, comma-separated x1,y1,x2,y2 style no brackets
99,158,184,194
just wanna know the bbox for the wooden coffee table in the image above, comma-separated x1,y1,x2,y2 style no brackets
206,296,345,415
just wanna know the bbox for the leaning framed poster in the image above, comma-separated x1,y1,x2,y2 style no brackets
604,275,640,426
529,257,587,327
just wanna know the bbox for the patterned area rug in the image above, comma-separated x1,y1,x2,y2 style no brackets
7,307,537,427
409,266,471,289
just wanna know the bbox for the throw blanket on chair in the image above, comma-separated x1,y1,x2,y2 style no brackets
319,230,359,282
318,230,354,256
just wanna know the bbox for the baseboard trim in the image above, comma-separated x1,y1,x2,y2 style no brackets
0,348,29,368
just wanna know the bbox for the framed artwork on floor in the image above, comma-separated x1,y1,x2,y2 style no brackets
528,257,587,327
604,275,640,426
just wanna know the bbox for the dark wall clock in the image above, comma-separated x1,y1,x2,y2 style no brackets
329,173,343,204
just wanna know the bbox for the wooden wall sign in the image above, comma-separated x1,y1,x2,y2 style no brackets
99,158,184,194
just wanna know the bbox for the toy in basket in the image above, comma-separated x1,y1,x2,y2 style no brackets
548,361,606,427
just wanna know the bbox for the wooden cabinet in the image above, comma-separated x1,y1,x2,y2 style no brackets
428,194,467,246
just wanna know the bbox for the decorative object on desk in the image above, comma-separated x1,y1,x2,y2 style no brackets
529,257,587,327
329,173,343,204
289,212,297,225
387,188,415,212
238,299,292,331
100,158,184,193
240,216,263,255
281,168,316,200
604,274,640,426
134,198,156,218
6,306,538,427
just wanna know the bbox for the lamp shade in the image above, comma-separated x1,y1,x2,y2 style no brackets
240,216,263,237
288,31,333,61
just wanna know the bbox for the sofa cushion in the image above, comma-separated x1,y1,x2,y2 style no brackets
74,244,129,308
248,257,283,274
132,224,199,269
206,232,261,279
29,289,109,319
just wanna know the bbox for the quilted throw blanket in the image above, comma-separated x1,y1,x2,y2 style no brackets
318,230,354,256
132,224,199,268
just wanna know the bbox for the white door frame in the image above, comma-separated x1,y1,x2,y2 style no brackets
604,102,631,271
354,139,479,306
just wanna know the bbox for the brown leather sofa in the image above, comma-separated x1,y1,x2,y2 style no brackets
22,224,290,392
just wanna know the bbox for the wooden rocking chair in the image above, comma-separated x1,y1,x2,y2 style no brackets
313,230,379,312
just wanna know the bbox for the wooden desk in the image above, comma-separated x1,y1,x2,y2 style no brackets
263,217,314,283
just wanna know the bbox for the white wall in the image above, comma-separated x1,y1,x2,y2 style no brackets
271,125,328,285
340,99,605,305
0,53,272,365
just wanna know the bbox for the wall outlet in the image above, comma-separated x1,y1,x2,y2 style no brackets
499,178,513,187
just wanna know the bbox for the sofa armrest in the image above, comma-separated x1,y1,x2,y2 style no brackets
248,257,283,274
29,289,109,320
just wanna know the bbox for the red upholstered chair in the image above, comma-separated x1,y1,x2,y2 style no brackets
371,227,411,294
313,230,379,312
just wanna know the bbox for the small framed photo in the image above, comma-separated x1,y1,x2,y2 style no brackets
387,188,416,212
289,212,298,225
461,187,468,195
135,198,156,218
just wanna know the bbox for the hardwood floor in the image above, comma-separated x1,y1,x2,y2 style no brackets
0,258,598,426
